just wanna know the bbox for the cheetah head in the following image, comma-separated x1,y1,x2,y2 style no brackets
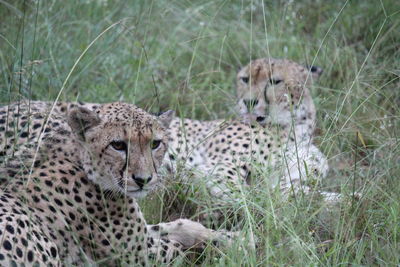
67,102,174,199
236,57,322,126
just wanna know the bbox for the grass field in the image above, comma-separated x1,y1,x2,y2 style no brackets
1,0,400,265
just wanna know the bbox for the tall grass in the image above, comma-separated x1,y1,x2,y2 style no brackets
1,0,399,265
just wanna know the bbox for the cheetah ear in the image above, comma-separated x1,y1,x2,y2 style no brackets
158,110,175,128
67,107,101,140
307,65,323,79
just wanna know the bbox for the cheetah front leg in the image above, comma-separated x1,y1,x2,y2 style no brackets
188,161,252,227
146,236,184,265
280,180,343,203
281,144,361,204
147,219,238,250
197,161,249,202
146,219,245,265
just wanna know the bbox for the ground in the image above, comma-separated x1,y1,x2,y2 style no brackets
1,0,399,266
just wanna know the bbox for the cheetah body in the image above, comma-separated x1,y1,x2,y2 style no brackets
159,58,343,223
164,117,329,206
0,101,234,266
0,58,333,233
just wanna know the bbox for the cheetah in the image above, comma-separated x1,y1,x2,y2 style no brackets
161,58,342,223
0,59,335,228
163,117,333,223
236,57,323,140
0,101,237,266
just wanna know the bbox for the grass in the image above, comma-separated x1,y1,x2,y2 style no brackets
1,0,400,265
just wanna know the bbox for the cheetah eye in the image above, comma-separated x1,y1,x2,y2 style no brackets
151,140,162,150
240,77,249,84
110,141,127,151
269,78,283,85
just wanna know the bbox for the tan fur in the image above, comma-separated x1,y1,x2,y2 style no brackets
0,101,237,265
236,58,322,138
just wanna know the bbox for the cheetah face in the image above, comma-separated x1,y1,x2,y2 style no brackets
68,103,174,199
236,58,322,126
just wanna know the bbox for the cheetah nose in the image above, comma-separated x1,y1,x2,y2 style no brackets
132,175,152,189
256,116,266,122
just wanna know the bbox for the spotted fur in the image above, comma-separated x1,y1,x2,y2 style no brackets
163,117,333,223
160,58,341,224
236,57,322,140
0,58,335,232
0,101,236,266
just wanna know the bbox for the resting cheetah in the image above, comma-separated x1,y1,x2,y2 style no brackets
162,58,340,223
0,101,236,265
0,59,334,228
164,117,332,217
236,57,322,140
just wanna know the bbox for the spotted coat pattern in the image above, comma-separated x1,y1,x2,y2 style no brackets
0,101,236,266
161,58,341,223
236,57,323,140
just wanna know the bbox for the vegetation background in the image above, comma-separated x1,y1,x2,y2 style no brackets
1,0,399,265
